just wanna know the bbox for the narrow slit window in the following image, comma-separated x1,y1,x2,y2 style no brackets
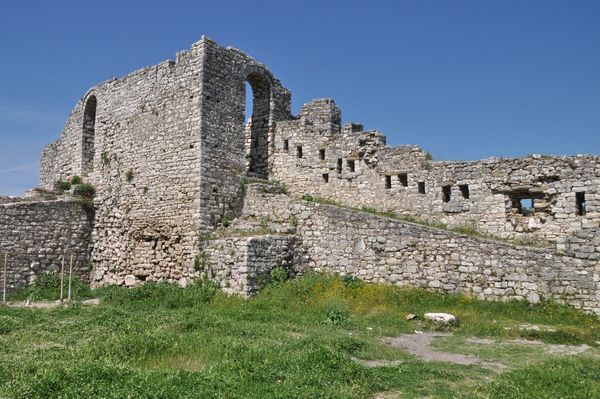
418,182,426,194
459,184,470,199
347,159,355,172
442,186,452,203
385,175,392,189
576,192,586,216
337,158,343,174
322,173,329,183
398,173,408,187
296,146,303,158
319,149,326,160
283,139,289,152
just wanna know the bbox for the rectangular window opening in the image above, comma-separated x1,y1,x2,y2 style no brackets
576,192,586,216
347,159,355,173
418,182,426,194
442,186,452,203
385,175,392,189
459,184,470,199
283,139,289,152
319,149,326,160
337,158,343,174
322,173,329,183
296,146,303,158
519,198,534,216
398,173,408,187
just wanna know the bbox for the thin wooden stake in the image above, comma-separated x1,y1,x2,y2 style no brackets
60,250,65,302
68,254,74,301
2,253,7,304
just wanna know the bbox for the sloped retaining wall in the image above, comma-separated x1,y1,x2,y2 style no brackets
243,184,600,314
0,199,92,294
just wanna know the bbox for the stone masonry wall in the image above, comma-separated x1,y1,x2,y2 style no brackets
203,234,295,297
39,37,292,288
242,184,600,314
0,199,92,294
197,40,291,231
271,99,600,244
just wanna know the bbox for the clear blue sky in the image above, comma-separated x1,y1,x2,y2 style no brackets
1,0,599,196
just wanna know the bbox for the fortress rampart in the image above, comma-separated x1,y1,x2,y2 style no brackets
0,37,598,313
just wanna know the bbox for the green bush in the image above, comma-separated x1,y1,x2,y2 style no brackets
73,183,96,199
125,169,134,182
193,252,207,272
323,300,350,326
54,180,71,194
221,215,231,227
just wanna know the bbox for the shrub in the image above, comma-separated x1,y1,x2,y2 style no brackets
221,215,231,227
193,252,207,272
323,300,350,326
269,267,290,286
341,275,363,289
125,170,134,182
101,151,110,165
73,183,96,199
70,175,82,185
302,193,314,202
54,180,71,194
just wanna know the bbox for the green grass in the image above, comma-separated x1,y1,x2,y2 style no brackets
1,274,599,398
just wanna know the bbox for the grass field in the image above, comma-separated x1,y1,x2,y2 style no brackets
1,274,599,398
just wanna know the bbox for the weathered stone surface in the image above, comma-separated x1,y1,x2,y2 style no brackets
424,313,457,324
0,37,597,315
0,199,92,293
242,184,600,314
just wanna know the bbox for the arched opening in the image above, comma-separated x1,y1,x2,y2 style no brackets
245,72,271,179
82,95,97,175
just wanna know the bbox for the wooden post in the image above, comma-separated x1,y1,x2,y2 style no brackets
2,253,7,304
60,250,65,302
68,254,74,301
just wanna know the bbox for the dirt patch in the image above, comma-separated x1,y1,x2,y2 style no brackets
351,357,404,368
384,333,504,370
467,336,591,356
5,298,100,309
386,333,480,365
508,338,591,356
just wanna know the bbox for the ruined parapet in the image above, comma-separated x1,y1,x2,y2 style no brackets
299,98,341,131
271,106,600,243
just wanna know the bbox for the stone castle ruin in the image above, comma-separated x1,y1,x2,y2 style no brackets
1,37,599,313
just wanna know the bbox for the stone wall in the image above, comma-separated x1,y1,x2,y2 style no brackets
558,228,600,261
38,37,292,288
242,184,600,314
31,37,600,304
204,234,295,296
271,99,600,244
0,199,92,294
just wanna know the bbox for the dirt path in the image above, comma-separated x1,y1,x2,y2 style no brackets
385,332,502,369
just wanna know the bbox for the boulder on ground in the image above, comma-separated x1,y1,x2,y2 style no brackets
424,312,457,324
